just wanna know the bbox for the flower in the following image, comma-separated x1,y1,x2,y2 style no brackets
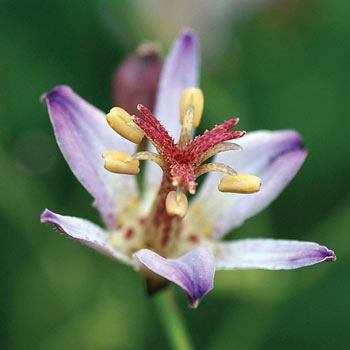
41,29,335,308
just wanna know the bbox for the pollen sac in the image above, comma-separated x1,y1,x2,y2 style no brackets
180,88,204,128
165,191,188,219
102,150,140,175
107,107,144,144
218,174,262,194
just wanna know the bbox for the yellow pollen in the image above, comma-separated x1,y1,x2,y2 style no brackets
130,197,140,209
172,179,179,187
117,218,124,227
179,88,204,128
165,191,188,219
102,150,140,175
193,204,201,215
218,174,262,194
107,107,144,143
110,235,118,249
203,225,212,237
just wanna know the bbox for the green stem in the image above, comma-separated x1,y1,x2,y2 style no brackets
153,289,194,350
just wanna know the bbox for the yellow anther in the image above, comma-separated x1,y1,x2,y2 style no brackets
102,150,140,175
218,174,262,194
179,88,204,128
107,107,144,143
165,191,188,219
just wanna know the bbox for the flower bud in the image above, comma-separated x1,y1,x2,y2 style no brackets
180,88,204,128
113,43,163,115
102,150,140,175
218,174,262,194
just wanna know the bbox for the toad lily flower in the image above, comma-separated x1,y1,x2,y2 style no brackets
41,29,335,308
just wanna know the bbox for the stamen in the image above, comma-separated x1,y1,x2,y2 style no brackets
107,107,144,143
194,163,237,178
184,128,245,163
165,191,188,218
196,141,242,166
180,88,204,128
178,105,194,151
218,174,262,194
102,150,140,175
131,151,166,170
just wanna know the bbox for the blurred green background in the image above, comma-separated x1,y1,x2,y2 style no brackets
1,0,349,349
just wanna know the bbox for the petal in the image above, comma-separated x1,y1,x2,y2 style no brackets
134,247,215,307
41,209,131,264
214,239,336,270
42,86,139,229
153,28,200,138
143,29,200,209
186,130,307,238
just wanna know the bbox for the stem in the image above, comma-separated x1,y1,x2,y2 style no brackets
153,289,194,350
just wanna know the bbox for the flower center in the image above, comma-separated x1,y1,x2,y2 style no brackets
103,88,261,256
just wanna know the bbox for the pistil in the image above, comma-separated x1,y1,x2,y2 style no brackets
143,175,183,255
102,87,262,257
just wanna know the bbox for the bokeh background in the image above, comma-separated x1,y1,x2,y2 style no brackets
1,0,349,349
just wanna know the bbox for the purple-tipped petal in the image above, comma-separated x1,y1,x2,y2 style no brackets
134,247,215,307
144,29,200,207
186,130,307,238
42,86,139,229
214,239,336,270
153,28,199,137
41,209,131,264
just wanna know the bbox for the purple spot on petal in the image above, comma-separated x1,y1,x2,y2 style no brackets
179,28,197,49
322,247,336,262
271,132,306,164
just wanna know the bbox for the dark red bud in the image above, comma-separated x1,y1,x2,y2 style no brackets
113,43,163,115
